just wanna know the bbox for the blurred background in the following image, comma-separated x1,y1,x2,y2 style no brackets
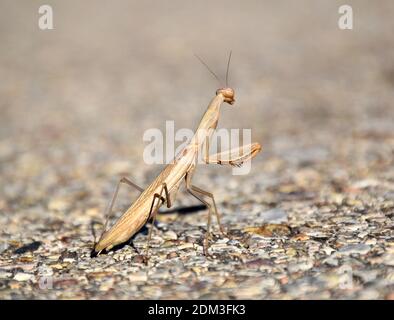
0,1,393,299
1,0,393,181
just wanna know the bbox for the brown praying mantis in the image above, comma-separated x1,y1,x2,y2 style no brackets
92,53,262,259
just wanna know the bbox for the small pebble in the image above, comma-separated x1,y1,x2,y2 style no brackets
13,273,34,282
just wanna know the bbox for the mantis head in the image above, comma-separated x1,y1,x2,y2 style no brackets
216,87,235,105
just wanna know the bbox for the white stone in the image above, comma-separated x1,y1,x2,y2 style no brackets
13,273,34,282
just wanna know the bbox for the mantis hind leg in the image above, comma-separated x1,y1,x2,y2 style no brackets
99,177,144,243
143,183,172,263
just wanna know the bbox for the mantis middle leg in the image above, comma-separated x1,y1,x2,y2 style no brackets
185,171,225,256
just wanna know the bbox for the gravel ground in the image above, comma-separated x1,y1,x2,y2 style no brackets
0,1,393,299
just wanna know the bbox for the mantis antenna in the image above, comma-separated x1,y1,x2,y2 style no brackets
226,51,232,87
194,53,222,86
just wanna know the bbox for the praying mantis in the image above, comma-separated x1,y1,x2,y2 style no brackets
92,53,262,259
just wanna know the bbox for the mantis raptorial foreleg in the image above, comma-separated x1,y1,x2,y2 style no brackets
185,172,224,256
101,177,145,234
205,142,261,167
144,183,172,261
